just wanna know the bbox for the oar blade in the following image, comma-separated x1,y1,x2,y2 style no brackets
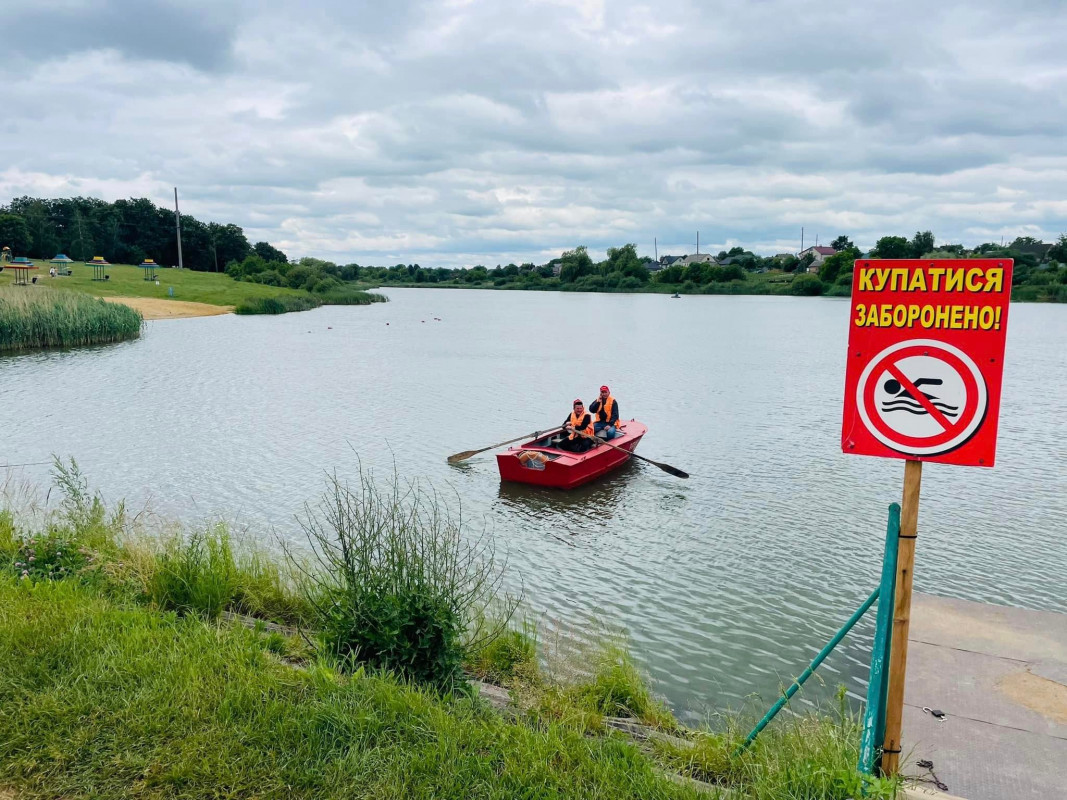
447,450,481,463
655,461,689,479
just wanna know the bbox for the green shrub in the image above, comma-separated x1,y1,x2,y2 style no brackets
311,276,342,294
1012,285,1041,302
234,295,322,315
0,286,142,351
790,274,824,296
297,471,517,691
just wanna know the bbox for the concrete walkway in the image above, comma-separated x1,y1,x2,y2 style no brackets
902,594,1067,800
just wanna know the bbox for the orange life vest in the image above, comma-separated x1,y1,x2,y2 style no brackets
595,396,616,425
567,409,593,439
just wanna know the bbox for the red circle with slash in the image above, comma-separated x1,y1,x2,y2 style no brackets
856,339,987,456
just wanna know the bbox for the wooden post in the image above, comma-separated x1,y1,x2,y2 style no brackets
881,459,923,774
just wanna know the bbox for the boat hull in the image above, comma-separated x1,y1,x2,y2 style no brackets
495,421,647,489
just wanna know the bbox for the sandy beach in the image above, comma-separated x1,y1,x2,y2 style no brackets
103,297,234,320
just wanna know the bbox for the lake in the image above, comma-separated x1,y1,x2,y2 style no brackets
2,287,1065,724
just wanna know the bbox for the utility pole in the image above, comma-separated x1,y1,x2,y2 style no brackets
174,187,184,270
654,237,658,262
696,231,699,255
801,227,805,253
74,209,89,262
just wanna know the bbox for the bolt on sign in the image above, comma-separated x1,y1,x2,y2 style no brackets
841,259,1013,467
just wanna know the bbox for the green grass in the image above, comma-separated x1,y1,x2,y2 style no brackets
20,261,310,307
0,285,143,351
0,579,705,800
0,465,902,799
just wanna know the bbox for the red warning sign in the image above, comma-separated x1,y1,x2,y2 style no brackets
842,259,1012,467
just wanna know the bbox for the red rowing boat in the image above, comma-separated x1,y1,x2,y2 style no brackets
495,421,648,489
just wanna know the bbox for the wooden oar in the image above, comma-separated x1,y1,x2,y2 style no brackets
447,428,560,463
574,429,689,479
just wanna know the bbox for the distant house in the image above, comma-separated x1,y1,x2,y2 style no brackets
659,255,684,267
799,245,837,272
676,253,717,267
1010,239,1053,261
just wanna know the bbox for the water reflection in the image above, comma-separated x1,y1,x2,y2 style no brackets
1,290,1065,720
495,459,643,529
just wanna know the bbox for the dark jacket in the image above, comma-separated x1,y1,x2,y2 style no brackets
589,397,620,425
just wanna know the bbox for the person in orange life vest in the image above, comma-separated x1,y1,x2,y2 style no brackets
589,385,620,440
558,398,595,452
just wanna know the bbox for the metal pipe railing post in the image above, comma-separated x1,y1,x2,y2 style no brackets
737,586,880,754
858,503,901,774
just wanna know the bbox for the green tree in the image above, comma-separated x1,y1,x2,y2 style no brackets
559,246,594,283
779,254,800,273
873,236,911,258
830,235,854,251
605,243,647,281
910,230,935,257
816,250,855,285
254,241,288,263
0,214,31,255
211,223,252,268
1048,234,1067,264
653,264,685,283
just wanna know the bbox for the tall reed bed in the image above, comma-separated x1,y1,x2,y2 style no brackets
317,287,388,305
233,294,322,315
234,288,388,314
0,286,143,351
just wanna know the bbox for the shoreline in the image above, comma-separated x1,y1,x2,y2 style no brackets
103,296,234,320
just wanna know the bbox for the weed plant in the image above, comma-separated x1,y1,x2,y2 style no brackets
295,470,518,691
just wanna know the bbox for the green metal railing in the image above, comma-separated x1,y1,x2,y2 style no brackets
858,503,900,774
736,503,901,770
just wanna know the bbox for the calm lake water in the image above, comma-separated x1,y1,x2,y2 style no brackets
3,288,1066,723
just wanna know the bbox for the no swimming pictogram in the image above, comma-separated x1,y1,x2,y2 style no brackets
856,339,987,457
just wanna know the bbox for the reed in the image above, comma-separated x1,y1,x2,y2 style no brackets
233,294,323,314
0,286,142,351
316,286,388,305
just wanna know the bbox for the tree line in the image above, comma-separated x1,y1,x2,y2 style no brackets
0,195,288,272
3,195,1065,300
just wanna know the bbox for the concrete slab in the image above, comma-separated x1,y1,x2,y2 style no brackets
910,594,1067,664
902,594,1067,800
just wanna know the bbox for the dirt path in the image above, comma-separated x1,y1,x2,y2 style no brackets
103,297,234,320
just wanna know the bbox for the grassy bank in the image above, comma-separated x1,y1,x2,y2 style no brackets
0,464,899,799
10,262,387,316
0,286,143,352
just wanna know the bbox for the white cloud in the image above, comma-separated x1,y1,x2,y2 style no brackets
1,0,1065,266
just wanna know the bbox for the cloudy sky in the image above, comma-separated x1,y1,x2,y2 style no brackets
2,0,1065,266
